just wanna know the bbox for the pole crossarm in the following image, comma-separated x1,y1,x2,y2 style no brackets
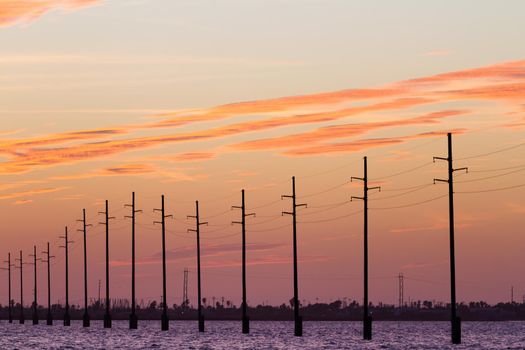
433,156,449,162
453,167,469,173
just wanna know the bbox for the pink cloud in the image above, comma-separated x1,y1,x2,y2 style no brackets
0,0,101,27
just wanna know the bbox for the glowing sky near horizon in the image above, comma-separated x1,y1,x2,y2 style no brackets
0,0,524,308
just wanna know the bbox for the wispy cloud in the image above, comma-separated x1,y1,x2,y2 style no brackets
13,199,33,205
51,163,155,180
232,110,467,152
110,242,287,267
0,59,523,174
0,0,101,27
0,186,68,200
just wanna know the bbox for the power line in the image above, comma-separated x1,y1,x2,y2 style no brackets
299,182,349,199
456,141,525,160
455,183,525,194
380,183,430,192
299,210,362,224
369,184,433,201
370,194,448,210
370,162,433,181
455,167,525,184
469,163,525,173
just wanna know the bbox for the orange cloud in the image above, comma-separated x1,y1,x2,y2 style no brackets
0,186,68,200
51,163,156,180
282,130,464,157
0,59,523,174
13,199,33,205
170,152,216,162
232,110,467,151
0,0,100,27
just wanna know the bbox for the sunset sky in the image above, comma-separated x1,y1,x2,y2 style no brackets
0,0,524,309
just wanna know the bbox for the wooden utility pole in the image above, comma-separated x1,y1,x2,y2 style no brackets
232,189,255,334
29,245,39,325
433,132,467,344
77,209,92,327
125,192,142,329
352,156,381,340
1,253,14,323
99,200,115,328
282,176,307,336
154,195,172,331
188,201,208,332
59,227,73,326
42,242,54,325
16,250,24,324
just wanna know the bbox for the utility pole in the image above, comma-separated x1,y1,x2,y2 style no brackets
232,189,255,334
398,273,404,309
29,245,40,325
433,132,467,345
511,286,514,304
98,280,101,306
282,176,307,337
154,195,172,331
182,268,189,310
42,242,55,325
351,156,381,340
125,192,142,329
77,208,92,327
99,200,115,328
15,250,24,324
188,200,208,332
59,226,73,326
1,253,14,323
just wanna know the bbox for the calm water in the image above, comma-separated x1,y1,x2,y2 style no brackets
0,320,524,349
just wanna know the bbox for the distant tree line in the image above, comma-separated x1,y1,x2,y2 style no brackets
1,298,524,321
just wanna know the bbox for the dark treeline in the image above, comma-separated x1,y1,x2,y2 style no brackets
1,299,525,322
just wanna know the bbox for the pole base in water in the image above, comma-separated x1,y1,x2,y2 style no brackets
199,315,205,332
129,313,138,329
8,315,13,323
294,315,303,337
63,313,71,326
161,313,169,331
46,312,53,326
452,316,461,344
82,313,90,327
104,313,112,328
32,313,39,325
363,315,372,340
242,315,250,334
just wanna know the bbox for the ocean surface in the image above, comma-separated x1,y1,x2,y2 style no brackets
0,320,523,349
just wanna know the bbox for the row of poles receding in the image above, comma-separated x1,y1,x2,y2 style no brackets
1,133,464,344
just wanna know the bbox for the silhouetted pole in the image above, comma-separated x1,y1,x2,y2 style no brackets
1,253,14,323
433,132,467,344
352,156,380,340
232,189,255,334
99,200,115,328
125,192,142,329
154,195,172,331
398,273,404,309
282,176,307,336
188,201,208,332
59,227,73,326
77,209,92,327
29,245,39,325
16,250,24,324
42,242,54,325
